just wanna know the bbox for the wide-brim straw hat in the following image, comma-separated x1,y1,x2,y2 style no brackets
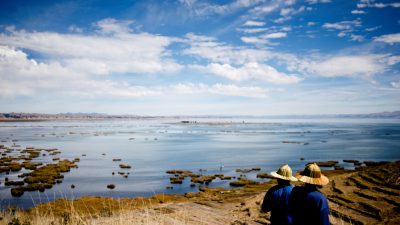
270,164,298,181
296,163,329,186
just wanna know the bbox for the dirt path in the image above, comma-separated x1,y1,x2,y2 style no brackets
90,193,267,225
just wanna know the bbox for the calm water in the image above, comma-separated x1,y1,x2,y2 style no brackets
0,118,399,209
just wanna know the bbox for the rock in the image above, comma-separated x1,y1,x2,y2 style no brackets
191,175,216,184
282,141,302,144
166,170,193,174
314,161,339,167
5,180,24,186
343,159,360,164
119,164,131,169
71,184,75,189
112,158,122,161
11,187,24,197
256,173,274,179
107,184,115,189
334,166,344,170
364,161,390,167
170,177,183,184
236,168,261,173
229,179,259,187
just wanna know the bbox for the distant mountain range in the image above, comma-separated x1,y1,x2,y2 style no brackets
0,112,155,120
0,111,399,121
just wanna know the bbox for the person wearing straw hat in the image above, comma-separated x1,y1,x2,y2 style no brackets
289,163,330,225
261,164,298,225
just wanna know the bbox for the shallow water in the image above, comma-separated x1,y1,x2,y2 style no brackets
0,118,399,209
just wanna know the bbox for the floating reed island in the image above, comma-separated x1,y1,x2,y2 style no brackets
0,144,79,197
166,170,234,186
165,160,391,190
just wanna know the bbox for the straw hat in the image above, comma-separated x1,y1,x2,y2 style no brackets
270,164,298,181
296,163,329,186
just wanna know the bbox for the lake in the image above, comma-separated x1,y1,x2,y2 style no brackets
0,118,399,209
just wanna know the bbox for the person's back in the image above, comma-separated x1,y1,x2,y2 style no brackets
290,185,329,225
260,164,297,225
290,163,330,225
261,181,294,225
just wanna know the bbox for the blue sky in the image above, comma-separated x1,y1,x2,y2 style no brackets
0,0,399,115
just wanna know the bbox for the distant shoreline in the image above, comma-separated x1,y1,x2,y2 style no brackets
0,110,400,122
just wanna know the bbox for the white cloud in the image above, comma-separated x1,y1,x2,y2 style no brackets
322,19,362,40
391,81,400,89
374,33,400,44
373,2,400,8
249,0,284,15
261,32,287,39
183,33,274,64
357,3,367,8
280,8,294,16
205,62,301,84
307,0,331,4
322,20,361,30
365,26,380,32
300,55,396,77
350,34,364,42
68,25,83,33
0,22,182,75
281,26,292,31
171,83,269,98
239,32,287,45
240,36,270,44
351,9,366,14
180,0,264,16
250,5,278,14
307,22,316,26
356,1,400,8
243,20,266,26
210,83,268,97
274,17,291,23
183,33,400,83
0,45,271,99
0,45,164,98
95,18,134,34
338,32,346,37
274,6,305,23
237,27,269,34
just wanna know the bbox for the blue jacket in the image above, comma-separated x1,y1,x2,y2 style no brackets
261,183,294,225
289,185,330,225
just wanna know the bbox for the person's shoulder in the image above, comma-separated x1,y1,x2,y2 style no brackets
307,190,327,201
267,184,281,192
289,185,305,198
291,185,305,193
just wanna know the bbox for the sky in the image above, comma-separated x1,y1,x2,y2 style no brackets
0,0,399,115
